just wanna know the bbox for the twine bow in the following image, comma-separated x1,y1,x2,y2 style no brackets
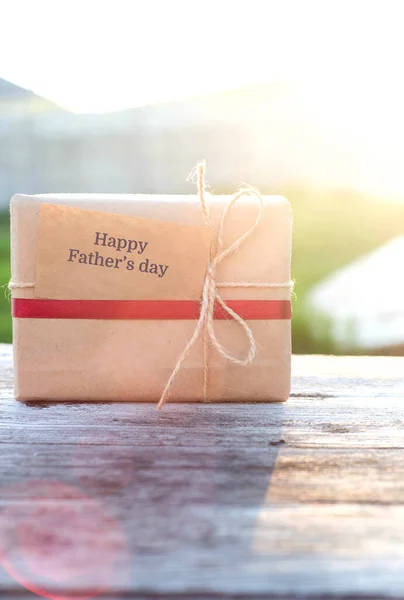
157,161,292,409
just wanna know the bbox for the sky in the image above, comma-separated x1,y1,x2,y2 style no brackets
1,0,404,113
1,0,404,198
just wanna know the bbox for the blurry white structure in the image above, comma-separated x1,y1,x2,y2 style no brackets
309,237,404,351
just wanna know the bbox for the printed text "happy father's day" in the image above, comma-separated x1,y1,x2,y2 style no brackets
67,232,169,278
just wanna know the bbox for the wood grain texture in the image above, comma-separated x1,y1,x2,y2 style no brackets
1,345,404,599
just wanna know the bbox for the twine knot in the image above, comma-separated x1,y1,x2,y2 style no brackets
157,161,292,409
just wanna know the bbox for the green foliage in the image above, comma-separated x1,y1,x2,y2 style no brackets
0,212,11,343
287,187,404,353
1,191,403,352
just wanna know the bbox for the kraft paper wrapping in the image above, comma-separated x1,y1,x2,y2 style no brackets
10,193,292,402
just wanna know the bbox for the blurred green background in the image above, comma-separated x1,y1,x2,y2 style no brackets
3,191,404,350
0,212,11,343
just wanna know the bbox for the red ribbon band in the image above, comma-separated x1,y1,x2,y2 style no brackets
12,298,291,320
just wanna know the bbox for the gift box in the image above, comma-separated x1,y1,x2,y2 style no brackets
10,168,292,405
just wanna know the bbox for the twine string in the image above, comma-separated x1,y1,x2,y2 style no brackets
8,282,35,289
156,161,292,410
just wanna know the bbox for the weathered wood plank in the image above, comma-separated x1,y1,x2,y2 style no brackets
1,444,404,505
1,345,404,599
292,354,404,397
2,498,404,598
1,397,404,449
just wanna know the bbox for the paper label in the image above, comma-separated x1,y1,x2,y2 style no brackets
35,204,212,300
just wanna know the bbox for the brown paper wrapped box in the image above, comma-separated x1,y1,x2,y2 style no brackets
10,192,292,402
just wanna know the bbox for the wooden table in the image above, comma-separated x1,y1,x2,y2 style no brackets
1,345,404,600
